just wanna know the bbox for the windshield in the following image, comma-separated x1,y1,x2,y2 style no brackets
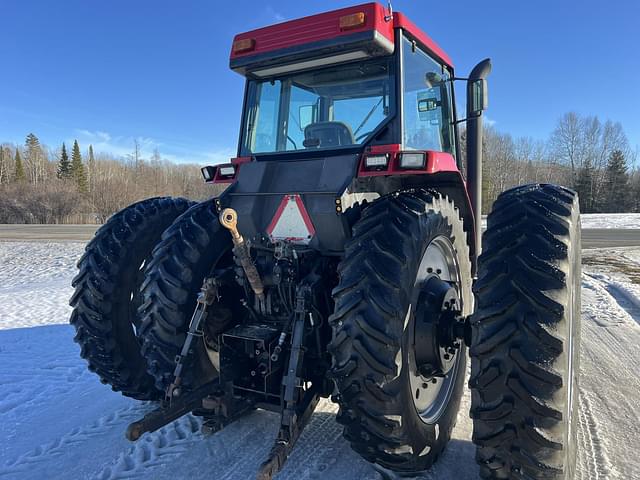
240,57,394,155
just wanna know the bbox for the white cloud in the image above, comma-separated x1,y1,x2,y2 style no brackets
266,6,286,22
75,129,111,142
483,115,497,127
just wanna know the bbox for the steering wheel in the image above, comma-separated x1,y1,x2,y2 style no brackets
355,131,374,142
287,135,298,150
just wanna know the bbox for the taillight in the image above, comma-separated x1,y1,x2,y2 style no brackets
218,165,235,177
232,38,255,54
398,152,427,169
363,154,389,171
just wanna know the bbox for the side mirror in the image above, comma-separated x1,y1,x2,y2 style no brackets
469,78,488,117
299,105,314,130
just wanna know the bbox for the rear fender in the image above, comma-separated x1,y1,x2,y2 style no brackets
350,169,477,274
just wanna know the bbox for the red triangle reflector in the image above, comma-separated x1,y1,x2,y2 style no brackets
266,194,315,244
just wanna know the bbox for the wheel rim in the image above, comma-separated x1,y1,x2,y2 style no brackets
408,235,463,424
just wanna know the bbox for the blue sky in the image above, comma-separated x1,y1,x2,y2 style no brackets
1,0,638,163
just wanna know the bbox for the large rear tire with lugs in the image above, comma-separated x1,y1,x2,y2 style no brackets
138,199,235,392
70,197,195,400
329,190,473,474
470,184,581,479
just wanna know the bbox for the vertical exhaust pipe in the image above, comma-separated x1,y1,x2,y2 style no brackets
466,58,492,271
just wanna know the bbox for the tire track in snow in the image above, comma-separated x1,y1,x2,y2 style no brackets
0,404,147,476
96,415,202,480
577,390,617,480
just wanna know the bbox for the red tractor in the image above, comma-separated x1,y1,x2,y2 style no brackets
70,3,581,479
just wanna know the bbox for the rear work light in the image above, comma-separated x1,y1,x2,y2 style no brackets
232,38,255,54
398,152,427,169
201,166,217,182
339,12,366,30
363,154,389,171
218,164,236,177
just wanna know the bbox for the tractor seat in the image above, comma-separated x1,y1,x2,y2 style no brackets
303,121,355,148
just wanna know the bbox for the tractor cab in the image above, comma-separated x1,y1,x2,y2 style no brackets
229,3,457,160
205,2,489,262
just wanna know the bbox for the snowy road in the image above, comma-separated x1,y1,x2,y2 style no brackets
1,242,639,479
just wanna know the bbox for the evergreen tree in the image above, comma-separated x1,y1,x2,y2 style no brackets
87,144,95,192
24,133,43,184
631,175,640,213
57,142,72,179
14,149,25,182
574,161,595,213
70,140,88,192
602,149,629,212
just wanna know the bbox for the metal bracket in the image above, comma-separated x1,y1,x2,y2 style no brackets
165,277,219,404
126,381,219,441
256,282,320,480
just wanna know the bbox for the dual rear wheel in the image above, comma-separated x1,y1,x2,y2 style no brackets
70,184,580,479
70,197,231,400
330,185,580,479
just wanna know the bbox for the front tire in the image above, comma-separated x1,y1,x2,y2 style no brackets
329,190,472,473
470,184,581,479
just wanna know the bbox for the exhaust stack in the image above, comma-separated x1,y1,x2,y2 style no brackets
466,58,492,267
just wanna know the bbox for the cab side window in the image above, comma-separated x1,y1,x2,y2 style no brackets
402,36,454,154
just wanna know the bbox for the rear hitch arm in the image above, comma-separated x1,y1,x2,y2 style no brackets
256,282,321,480
125,381,219,441
165,277,219,403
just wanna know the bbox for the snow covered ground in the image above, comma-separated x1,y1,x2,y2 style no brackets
1,241,639,480
581,213,640,229
480,213,640,230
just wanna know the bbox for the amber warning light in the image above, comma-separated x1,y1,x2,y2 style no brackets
339,12,366,30
233,38,255,54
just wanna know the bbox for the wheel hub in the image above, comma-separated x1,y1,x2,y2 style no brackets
414,276,464,378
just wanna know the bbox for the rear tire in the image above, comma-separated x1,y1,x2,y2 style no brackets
329,190,473,473
70,197,194,400
138,199,234,392
470,184,581,479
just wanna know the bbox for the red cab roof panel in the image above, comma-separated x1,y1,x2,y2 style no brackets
229,2,453,76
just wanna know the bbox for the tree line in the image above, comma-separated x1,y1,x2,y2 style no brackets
0,111,637,223
0,135,221,223
465,112,638,213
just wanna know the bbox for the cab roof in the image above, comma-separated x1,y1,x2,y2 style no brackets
229,3,453,76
